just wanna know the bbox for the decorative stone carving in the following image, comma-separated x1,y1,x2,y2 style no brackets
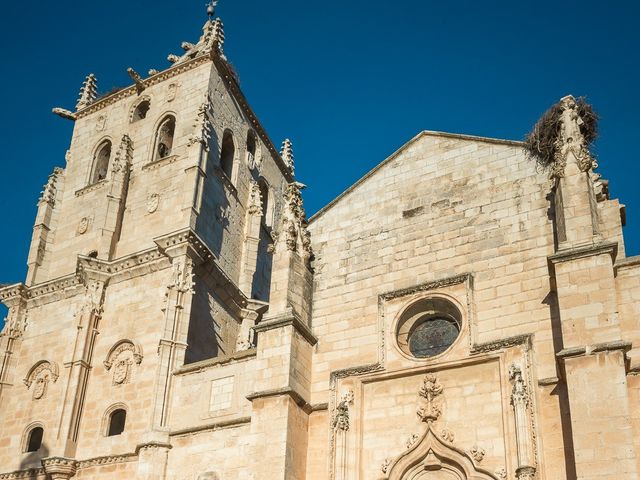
147,193,160,213
52,108,76,120
1,305,28,339
469,445,485,463
167,54,180,64
383,427,498,480
42,457,77,480
95,114,107,131
406,433,420,449
274,182,313,264
203,18,225,56
332,390,354,431
39,167,63,206
24,360,59,400
77,217,90,235
76,73,97,110
381,458,392,474
187,94,213,149
110,134,133,179
127,67,146,93
167,82,180,102
104,339,143,386
168,259,195,294
247,181,263,216
280,138,295,174
148,68,159,76
550,95,596,178
440,429,455,443
509,363,537,480
417,373,443,423
495,467,507,479
181,41,195,51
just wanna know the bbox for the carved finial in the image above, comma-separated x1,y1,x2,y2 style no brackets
211,18,225,54
181,41,195,51
127,68,146,93
524,95,598,178
52,108,76,121
148,68,159,76
110,135,134,179
167,54,180,64
39,167,64,206
275,182,313,265
280,138,295,174
76,73,97,110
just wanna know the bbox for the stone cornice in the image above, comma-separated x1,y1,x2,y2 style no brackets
75,179,107,197
379,273,472,301
75,55,211,119
548,241,618,265
76,452,137,470
77,248,167,284
169,416,251,437
154,228,215,264
174,348,256,375
615,255,640,273
246,386,312,414
141,154,180,172
470,334,532,354
0,468,45,479
0,283,28,305
256,309,318,346
557,340,631,359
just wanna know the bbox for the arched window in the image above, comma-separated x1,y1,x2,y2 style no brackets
258,180,270,226
25,426,43,452
220,130,235,180
131,100,150,122
246,131,257,168
107,409,126,436
91,141,112,183
154,116,176,161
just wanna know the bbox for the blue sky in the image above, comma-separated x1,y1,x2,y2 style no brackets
1,1,639,323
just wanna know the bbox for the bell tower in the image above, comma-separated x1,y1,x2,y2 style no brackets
0,5,312,478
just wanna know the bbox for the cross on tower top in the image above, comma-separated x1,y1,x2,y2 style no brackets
207,0,219,19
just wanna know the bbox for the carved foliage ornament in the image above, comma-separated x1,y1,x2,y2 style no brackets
187,93,214,150
508,363,528,407
417,373,443,423
39,167,64,206
275,182,313,263
104,340,143,386
24,361,59,400
1,306,27,339
332,390,354,431
247,181,263,216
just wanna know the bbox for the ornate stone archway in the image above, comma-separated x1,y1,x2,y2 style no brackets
382,427,499,480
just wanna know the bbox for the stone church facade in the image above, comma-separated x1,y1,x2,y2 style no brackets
1,11,639,480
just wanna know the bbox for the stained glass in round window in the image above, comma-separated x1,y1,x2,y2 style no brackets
408,317,460,358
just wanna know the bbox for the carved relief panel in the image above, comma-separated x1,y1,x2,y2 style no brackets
103,340,143,386
24,361,59,400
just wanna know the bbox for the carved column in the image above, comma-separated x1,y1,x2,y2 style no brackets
136,440,173,479
508,364,536,480
332,390,354,480
152,255,195,429
26,167,64,285
238,181,263,297
0,284,28,404
98,134,132,260
58,276,107,457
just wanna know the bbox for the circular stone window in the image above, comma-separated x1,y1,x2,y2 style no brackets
396,297,462,359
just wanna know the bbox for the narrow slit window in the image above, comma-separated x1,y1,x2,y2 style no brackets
220,130,235,179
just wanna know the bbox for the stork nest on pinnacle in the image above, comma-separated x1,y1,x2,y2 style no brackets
524,97,599,168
